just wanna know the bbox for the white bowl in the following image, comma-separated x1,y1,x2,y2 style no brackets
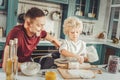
20,62,40,76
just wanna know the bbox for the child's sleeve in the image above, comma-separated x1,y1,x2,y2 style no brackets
59,40,68,53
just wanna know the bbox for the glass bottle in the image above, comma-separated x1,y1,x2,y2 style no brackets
6,40,14,80
13,38,18,80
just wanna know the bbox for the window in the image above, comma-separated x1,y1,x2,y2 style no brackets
108,1,120,40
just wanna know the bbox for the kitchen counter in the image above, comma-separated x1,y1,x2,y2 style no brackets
0,65,120,80
79,36,120,49
0,37,120,48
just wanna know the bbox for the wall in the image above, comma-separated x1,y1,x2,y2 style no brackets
0,0,110,39
80,0,108,38
17,0,62,39
0,11,7,37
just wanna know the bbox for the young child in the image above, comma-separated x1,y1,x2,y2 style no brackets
59,17,87,64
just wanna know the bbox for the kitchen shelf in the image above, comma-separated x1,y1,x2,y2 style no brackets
75,0,100,20
40,0,68,4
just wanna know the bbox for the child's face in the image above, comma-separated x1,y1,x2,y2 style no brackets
68,27,81,42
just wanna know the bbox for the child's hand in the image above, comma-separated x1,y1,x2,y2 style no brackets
78,56,84,64
75,55,84,64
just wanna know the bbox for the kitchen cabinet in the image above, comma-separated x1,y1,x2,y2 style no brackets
60,0,76,39
0,0,7,10
0,42,4,67
116,48,120,57
0,42,4,51
86,44,103,65
6,0,18,35
108,1,120,40
102,45,120,64
74,0,100,20
39,0,68,4
43,0,68,4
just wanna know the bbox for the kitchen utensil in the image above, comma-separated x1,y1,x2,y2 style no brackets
43,9,49,16
87,26,91,35
82,23,86,35
20,62,40,76
51,11,61,21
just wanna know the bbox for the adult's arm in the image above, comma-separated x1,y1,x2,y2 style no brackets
45,33,61,48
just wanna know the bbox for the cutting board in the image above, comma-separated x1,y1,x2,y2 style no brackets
57,68,96,79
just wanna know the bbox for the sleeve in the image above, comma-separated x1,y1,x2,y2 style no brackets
40,30,47,38
59,40,68,53
5,29,18,45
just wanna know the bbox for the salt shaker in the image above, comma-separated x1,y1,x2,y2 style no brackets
107,55,119,73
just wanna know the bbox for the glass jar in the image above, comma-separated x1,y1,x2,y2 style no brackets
45,71,56,80
107,55,119,73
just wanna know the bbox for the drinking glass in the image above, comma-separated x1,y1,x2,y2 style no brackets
45,71,56,80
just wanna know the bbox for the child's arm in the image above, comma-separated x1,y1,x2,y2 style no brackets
60,49,84,64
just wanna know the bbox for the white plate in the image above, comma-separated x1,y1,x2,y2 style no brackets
55,58,68,64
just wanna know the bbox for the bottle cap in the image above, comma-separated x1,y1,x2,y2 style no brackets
14,38,18,44
9,40,14,45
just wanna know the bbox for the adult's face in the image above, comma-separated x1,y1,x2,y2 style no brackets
29,16,46,37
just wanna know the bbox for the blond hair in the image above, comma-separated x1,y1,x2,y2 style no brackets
63,17,83,35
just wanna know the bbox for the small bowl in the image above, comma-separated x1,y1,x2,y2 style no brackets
20,62,40,76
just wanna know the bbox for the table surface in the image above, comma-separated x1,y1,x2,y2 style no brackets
0,65,120,80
